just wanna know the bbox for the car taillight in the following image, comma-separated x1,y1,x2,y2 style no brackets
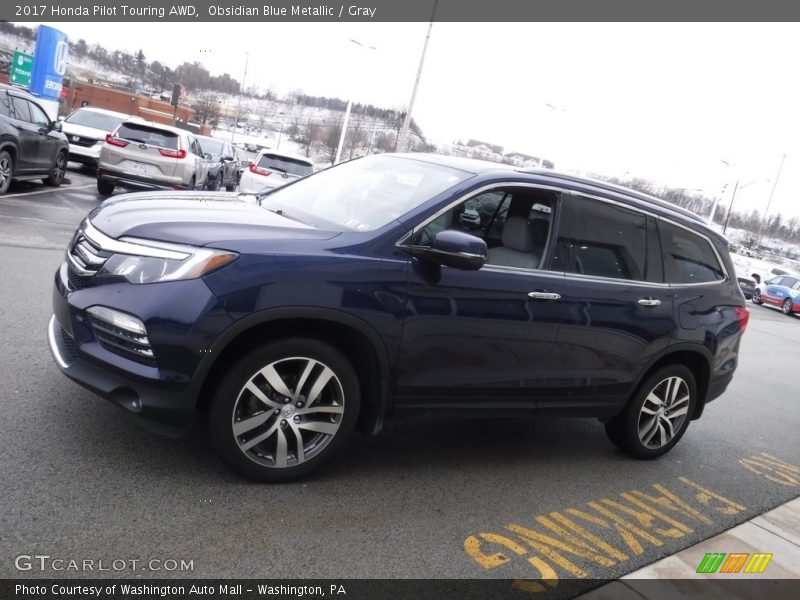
249,163,272,177
105,134,128,147
734,306,750,333
159,148,187,159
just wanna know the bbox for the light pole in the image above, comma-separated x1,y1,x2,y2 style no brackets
755,153,786,249
722,177,770,236
397,0,438,153
231,51,249,145
334,39,377,165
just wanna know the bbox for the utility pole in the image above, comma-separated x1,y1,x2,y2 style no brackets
396,0,438,153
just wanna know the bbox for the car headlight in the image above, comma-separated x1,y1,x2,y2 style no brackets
100,238,238,284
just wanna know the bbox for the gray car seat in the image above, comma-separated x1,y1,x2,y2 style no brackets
487,215,541,269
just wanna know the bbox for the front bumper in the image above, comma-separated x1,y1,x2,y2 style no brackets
49,263,233,433
68,143,102,165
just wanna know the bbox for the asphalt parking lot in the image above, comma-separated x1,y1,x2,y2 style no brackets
1,169,798,596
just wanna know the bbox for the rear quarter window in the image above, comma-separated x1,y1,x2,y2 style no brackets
660,221,725,284
116,122,179,150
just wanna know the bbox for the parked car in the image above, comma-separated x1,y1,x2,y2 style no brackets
60,107,128,167
96,119,210,196
0,83,69,195
49,154,748,482
752,274,800,315
198,135,238,191
238,149,314,194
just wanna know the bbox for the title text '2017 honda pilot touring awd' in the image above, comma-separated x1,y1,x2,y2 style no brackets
49,154,749,481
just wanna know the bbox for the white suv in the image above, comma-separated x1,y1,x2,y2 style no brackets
61,107,129,167
97,120,210,196
238,149,314,194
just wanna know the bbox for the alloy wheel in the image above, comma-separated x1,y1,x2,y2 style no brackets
54,154,66,182
232,356,345,468
637,376,690,449
783,298,793,315
0,156,12,192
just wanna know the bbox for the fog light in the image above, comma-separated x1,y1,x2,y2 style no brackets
87,306,147,335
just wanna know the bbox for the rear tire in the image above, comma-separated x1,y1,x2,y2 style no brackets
97,179,115,197
752,289,762,305
0,150,13,195
782,298,794,315
605,365,696,459
44,151,67,186
207,338,360,482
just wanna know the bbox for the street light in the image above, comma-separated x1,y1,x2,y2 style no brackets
754,154,786,249
334,39,377,165
722,177,771,236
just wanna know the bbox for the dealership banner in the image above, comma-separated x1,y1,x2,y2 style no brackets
4,0,800,22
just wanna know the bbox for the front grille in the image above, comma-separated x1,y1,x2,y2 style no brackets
67,265,89,290
66,231,112,277
69,135,99,148
60,327,79,362
87,315,157,367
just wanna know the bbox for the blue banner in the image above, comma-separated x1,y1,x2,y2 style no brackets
28,25,69,100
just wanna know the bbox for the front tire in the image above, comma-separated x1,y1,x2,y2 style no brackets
0,150,13,195
782,298,794,315
44,151,67,186
605,365,696,459
752,289,762,305
208,338,360,482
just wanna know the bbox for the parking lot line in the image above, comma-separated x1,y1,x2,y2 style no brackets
1,184,95,199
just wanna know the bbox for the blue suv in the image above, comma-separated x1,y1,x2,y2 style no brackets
49,154,749,481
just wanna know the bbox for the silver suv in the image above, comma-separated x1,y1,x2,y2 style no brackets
96,120,209,196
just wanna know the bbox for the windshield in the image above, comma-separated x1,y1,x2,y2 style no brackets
257,153,314,177
200,138,224,157
262,155,473,231
65,110,125,131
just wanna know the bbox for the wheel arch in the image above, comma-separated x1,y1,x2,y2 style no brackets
0,142,18,166
635,346,712,420
195,307,393,435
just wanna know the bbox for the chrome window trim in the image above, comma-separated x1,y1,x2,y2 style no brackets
395,179,730,288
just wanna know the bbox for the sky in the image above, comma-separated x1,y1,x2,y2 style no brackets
30,21,800,219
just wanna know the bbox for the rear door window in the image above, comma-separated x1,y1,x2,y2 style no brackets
116,122,179,150
0,93,11,118
659,221,725,284
551,194,655,282
257,153,314,177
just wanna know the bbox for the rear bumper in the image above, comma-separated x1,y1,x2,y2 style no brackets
98,168,193,191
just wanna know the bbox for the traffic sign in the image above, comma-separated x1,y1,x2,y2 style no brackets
9,51,33,87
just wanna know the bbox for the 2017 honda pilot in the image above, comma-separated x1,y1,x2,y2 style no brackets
49,154,749,481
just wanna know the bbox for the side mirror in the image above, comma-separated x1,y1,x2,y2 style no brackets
203,152,213,160
52,121,62,132
222,155,234,162
405,230,487,271
57,116,65,121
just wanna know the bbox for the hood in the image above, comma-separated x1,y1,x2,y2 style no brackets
87,191,339,246
61,122,108,140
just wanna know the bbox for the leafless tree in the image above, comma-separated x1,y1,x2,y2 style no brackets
300,119,323,158
323,120,344,164
193,92,221,126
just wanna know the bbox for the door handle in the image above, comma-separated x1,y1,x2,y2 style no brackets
528,291,561,301
638,298,662,307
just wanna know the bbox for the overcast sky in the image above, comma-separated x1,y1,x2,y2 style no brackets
34,21,800,219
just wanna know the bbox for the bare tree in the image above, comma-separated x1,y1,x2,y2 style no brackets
346,114,369,159
374,131,396,153
300,119,323,158
323,120,344,164
193,92,221,126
